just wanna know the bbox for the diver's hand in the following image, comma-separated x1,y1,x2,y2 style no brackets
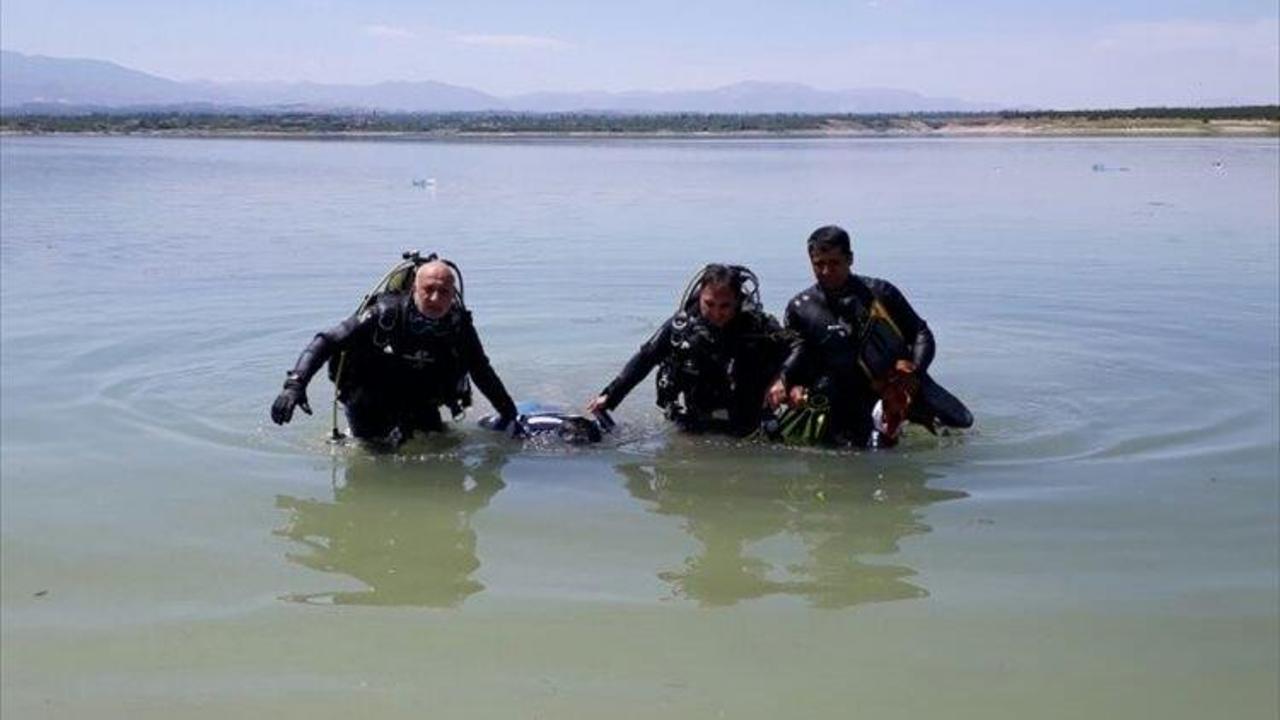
894,359,917,375
507,415,527,438
788,385,809,408
586,394,609,414
271,379,311,425
488,413,526,438
766,379,788,408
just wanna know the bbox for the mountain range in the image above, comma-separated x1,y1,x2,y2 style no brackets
1,50,1000,114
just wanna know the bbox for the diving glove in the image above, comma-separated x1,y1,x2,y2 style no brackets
271,374,312,425
484,413,526,438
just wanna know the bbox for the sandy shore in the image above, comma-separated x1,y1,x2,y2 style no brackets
2,118,1277,139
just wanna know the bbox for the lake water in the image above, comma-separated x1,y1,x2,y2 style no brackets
2,135,1277,718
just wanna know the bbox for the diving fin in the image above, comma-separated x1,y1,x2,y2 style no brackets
909,372,973,430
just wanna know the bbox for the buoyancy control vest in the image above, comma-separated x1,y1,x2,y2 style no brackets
655,311,735,415
656,264,787,424
327,251,473,417
655,306,786,420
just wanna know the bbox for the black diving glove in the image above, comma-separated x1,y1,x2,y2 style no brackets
271,375,312,425
486,413,526,438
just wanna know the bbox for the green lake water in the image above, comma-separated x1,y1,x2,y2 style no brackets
1,136,1277,718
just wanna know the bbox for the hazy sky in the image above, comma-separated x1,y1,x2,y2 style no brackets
3,0,1277,107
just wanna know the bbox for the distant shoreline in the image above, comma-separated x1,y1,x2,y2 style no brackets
2,110,1277,139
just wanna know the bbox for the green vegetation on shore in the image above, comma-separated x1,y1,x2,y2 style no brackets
2,106,1277,136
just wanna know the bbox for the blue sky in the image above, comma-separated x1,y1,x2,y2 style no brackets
2,0,1277,106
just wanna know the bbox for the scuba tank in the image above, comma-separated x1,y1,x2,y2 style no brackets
674,263,763,316
351,250,466,317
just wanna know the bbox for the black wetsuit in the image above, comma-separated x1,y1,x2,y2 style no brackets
600,309,787,436
781,276,969,445
287,292,517,440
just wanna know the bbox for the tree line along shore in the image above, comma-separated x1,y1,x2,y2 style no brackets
2,107,1277,137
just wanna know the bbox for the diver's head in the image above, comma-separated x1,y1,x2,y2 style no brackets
807,225,853,291
413,261,457,319
697,264,741,328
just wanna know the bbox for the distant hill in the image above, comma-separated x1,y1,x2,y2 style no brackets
0,51,209,107
187,79,503,112
1,49,996,113
1,51,504,112
506,81,996,113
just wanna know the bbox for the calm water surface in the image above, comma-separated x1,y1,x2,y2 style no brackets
2,136,1277,718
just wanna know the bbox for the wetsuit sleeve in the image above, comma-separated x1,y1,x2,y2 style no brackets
287,310,374,388
753,312,792,374
779,299,813,386
460,315,518,419
599,319,674,410
728,313,791,435
878,281,935,372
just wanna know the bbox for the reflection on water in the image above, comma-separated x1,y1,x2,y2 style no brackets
274,437,967,610
274,446,506,607
620,450,966,608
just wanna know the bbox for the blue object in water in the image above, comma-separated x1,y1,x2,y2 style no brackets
479,402,615,443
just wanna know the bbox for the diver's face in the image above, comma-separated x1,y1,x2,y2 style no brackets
698,284,738,328
413,265,456,319
809,246,852,291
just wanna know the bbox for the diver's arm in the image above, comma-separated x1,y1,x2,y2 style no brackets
598,320,674,410
289,312,373,384
460,316,519,420
767,301,812,407
876,281,935,373
731,313,790,431
271,311,370,425
910,323,935,371
777,299,814,387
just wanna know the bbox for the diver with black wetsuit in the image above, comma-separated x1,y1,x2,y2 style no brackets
271,257,517,444
588,264,788,437
769,225,972,446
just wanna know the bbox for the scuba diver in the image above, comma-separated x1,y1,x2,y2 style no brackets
270,252,518,444
586,264,789,437
766,225,973,447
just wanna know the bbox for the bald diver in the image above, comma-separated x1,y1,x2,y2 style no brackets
270,252,518,445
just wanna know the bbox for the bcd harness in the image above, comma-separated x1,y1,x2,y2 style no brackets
327,251,473,438
655,264,779,423
655,311,734,418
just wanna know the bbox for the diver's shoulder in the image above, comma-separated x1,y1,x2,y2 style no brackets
786,283,824,309
856,275,902,298
728,306,779,333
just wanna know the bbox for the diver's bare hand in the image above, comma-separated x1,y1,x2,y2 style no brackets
586,394,609,414
788,385,809,408
765,379,787,408
895,359,917,375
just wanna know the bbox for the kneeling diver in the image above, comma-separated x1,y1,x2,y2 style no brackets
766,225,972,447
586,264,789,437
271,253,518,443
